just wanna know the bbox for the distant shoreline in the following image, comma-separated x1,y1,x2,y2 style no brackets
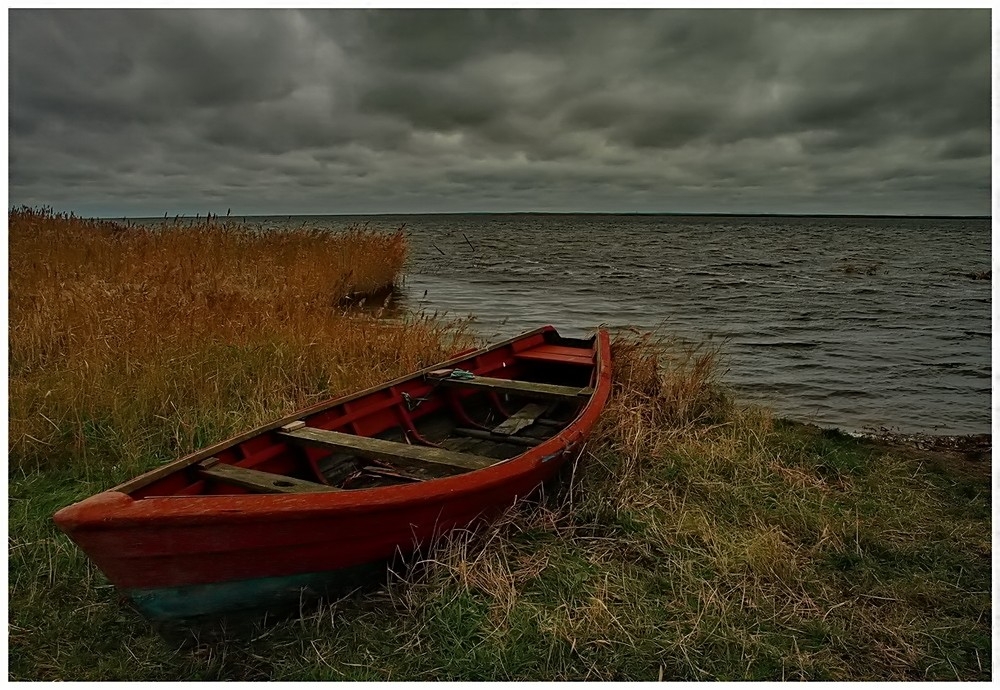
114,211,992,221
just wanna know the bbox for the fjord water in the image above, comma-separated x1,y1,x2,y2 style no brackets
261,214,990,435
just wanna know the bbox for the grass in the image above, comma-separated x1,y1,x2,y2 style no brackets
9,207,473,477
7,210,992,680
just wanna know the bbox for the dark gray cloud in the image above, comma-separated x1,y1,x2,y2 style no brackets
8,8,991,216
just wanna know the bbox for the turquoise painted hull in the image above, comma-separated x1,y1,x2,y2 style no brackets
125,562,386,622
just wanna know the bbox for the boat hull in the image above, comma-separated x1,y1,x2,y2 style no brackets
127,564,385,622
54,326,612,622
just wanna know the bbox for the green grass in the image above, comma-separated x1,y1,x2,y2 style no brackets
8,337,991,681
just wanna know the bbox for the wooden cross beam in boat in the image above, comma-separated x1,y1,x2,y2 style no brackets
279,426,496,475
492,402,550,435
426,370,594,401
452,402,553,447
198,458,342,494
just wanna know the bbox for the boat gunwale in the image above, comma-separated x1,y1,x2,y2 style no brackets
56,327,611,526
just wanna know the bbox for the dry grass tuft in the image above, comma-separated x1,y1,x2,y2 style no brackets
588,330,729,480
605,329,727,428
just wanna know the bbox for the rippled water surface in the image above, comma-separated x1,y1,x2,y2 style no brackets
257,214,991,435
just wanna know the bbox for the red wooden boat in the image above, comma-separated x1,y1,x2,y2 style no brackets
54,326,612,622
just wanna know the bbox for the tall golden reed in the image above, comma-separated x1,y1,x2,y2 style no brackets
9,207,473,475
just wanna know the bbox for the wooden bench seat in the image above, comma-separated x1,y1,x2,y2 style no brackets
493,402,549,435
279,426,496,475
427,372,593,401
514,344,594,366
198,458,341,494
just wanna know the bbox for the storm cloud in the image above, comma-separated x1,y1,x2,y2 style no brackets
8,9,991,216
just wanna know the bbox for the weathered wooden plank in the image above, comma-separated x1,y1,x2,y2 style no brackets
198,458,342,494
493,402,549,436
453,427,539,447
279,427,495,474
428,373,594,401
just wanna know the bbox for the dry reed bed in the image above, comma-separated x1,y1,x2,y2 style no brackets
8,207,473,475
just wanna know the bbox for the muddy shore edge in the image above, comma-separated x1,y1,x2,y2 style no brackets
848,427,991,481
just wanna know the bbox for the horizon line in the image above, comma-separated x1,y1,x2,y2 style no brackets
109,210,992,221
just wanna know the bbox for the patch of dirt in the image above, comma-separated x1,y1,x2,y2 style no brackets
860,429,992,483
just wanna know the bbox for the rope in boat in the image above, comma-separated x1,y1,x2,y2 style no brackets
403,368,472,409
401,391,430,411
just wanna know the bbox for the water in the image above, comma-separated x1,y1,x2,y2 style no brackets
152,213,994,435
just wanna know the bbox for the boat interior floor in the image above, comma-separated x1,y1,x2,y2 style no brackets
183,354,596,496
310,394,581,491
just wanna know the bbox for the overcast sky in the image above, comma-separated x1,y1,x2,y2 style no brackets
8,9,992,217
